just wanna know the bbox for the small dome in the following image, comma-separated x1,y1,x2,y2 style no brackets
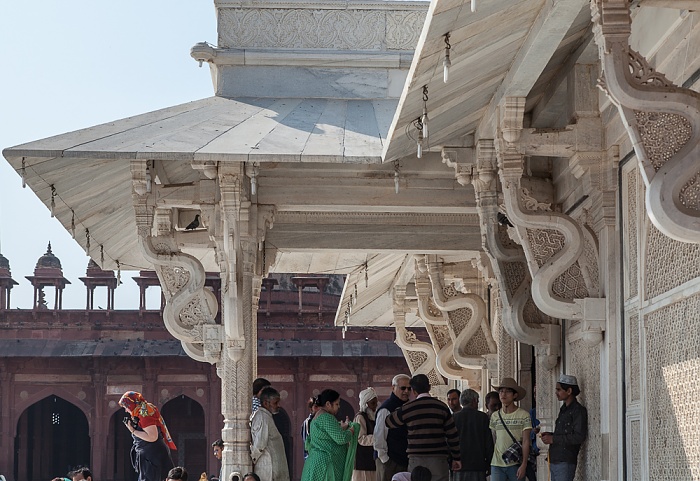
35,242,62,270
0,252,9,271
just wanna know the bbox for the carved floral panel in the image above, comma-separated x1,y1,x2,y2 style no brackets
218,9,425,50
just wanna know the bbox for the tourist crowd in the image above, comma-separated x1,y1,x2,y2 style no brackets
49,374,586,481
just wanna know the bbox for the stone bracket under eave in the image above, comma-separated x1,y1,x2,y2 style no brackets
131,160,224,364
392,285,446,387
442,141,562,364
139,235,223,364
496,98,605,346
592,0,700,243
412,257,486,380
423,255,497,370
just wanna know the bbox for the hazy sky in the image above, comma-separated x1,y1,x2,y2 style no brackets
0,1,217,309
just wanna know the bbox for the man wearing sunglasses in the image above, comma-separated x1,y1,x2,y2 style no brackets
374,374,412,481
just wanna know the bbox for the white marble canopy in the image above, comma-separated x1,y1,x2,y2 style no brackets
383,0,592,161
3,96,400,273
6,96,397,164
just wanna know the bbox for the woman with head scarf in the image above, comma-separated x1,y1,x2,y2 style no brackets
301,389,360,481
352,387,378,481
119,391,176,481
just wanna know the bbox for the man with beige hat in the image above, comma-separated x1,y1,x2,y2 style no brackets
541,374,588,481
488,378,532,481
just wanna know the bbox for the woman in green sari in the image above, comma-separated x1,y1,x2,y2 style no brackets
301,389,360,481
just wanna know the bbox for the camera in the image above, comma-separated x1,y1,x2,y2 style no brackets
123,416,139,429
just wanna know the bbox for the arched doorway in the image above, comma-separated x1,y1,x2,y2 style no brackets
107,410,138,481
14,395,90,481
161,395,207,477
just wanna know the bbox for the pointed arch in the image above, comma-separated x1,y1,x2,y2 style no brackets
14,395,90,481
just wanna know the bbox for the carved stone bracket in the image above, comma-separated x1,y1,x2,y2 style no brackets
414,259,474,380
423,256,497,372
592,0,700,243
441,147,475,186
496,99,605,345
445,139,562,360
393,286,446,387
140,235,222,364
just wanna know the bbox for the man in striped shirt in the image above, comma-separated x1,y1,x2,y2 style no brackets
386,374,461,481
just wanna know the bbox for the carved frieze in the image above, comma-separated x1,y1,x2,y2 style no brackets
218,8,425,51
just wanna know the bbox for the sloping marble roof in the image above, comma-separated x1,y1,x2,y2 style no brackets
3,96,398,271
383,0,591,161
5,96,397,164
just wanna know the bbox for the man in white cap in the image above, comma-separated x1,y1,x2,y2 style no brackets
353,387,379,481
541,375,588,481
489,378,532,481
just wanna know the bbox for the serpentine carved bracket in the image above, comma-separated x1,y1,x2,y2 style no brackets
443,141,561,364
131,161,223,363
392,285,446,387
592,0,700,243
412,258,481,380
140,235,222,364
423,256,497,371
496,99,605,346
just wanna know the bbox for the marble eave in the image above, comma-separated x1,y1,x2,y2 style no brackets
4,96,397,165
2,96,401,272
383,0,593,161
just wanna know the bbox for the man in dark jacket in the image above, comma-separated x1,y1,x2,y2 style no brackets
452,389,494,481
541,375,588,481
374,374,411,481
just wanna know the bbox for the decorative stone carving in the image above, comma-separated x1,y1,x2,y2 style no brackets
413,262,465,380
625,168,639,299
497,97,605,345
591,0,700,243
130,159,150,196
467,139,562,356
218,8,425,51
215,163,266,479
424,255,497,370
645,293,700,481
644,222,700,300
568,339,602,480
140,235,222,364
392,285,446,386
441,147,475,187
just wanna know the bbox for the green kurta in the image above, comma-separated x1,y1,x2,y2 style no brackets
301,411,359,481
